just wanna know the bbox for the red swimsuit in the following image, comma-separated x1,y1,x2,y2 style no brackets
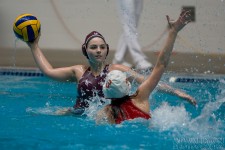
110,96,151,124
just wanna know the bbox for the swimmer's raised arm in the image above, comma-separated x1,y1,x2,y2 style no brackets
137,10,192,101
27,35,78,82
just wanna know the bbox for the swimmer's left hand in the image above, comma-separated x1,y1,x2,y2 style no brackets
166,9,192,32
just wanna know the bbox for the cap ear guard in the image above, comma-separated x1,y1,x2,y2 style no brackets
82,44,109,59
82,44,89,58
106,44,109,56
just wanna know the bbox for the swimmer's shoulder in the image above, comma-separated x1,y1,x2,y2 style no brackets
71,65,89,72
109,64,131,72
71,65,89,79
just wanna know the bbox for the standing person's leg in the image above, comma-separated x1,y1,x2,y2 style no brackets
113,34,129,65
123,0,152,69
134,0,143,27
113,0,131,66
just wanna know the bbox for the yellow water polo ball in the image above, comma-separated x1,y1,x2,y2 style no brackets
13,14,41,42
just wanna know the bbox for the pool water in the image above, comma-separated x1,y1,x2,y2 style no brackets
0,70,225,150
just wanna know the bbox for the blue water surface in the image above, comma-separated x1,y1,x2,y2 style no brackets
0,73,225,150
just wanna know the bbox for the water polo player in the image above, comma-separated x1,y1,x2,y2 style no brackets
96,10,194,124
27,14,196,115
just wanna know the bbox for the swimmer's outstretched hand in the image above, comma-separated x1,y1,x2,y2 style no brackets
26,33,41,49
166,9,192,32
175,90,197,106
158,83,197,107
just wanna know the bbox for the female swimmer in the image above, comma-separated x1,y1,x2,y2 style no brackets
96,10,193,124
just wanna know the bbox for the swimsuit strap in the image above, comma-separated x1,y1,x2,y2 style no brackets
85,64,109,76
110,97,151,124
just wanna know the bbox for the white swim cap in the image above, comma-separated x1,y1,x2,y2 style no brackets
103,70,131,98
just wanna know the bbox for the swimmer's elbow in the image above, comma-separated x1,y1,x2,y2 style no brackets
156,58,168,69
41,68,55,78
155,62,167,71
43,69,74,82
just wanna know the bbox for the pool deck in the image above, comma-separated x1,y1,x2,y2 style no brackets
1,48,225,75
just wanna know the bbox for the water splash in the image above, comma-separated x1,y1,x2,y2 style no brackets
150,94,225,138
150,102,191,131
12,38,19,67
189,96,225,136
83,96,110,120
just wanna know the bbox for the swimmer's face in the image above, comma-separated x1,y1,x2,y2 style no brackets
86,37,108,63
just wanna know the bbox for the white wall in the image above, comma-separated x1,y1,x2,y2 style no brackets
1,0,225,54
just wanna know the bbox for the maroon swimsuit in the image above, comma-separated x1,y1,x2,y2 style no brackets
73,65,109,112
